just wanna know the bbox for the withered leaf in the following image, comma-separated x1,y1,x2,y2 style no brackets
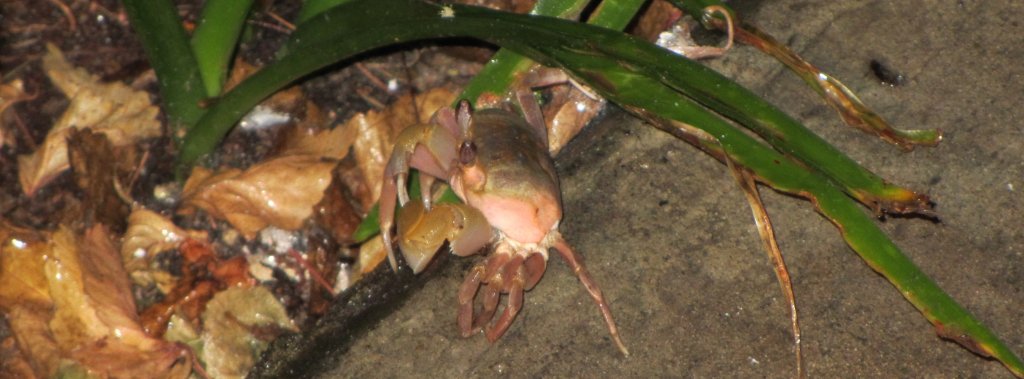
0,226,58,378
139,239,251,337
121,208,190,267
18,44,161,195
0,225,190,378
121,208,202,292
356,234,387,275
202,286,298,379
180,154,339,239
544,86,605,154
348,87,455,209
67,129,134,231
0,78,30,149
276,116,357,160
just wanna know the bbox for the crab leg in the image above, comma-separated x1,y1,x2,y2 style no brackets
458,265,486,337
486,262,526,342
552,235,629,356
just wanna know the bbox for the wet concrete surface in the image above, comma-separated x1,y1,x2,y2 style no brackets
313,1,1024,377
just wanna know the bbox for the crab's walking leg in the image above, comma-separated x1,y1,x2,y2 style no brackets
458,265,486,337
552,235,630,356
486,258,526,342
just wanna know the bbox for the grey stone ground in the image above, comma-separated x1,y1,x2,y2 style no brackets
318,1,1024,377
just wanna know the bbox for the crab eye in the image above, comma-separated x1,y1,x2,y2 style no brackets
459,141,477,165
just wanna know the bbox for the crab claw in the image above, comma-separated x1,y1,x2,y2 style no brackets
395,200,493,273
378,110,463,271
457,243,548,341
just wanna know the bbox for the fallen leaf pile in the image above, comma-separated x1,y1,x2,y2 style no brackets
18,44,161,195
0,225,190,378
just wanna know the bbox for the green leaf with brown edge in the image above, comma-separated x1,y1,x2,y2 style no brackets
669,0,942,150
180,0,925,213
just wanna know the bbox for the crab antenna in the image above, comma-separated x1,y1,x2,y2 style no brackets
552,234,629,356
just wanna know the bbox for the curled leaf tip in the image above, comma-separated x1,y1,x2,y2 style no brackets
935,323,993,358
862,189,935,218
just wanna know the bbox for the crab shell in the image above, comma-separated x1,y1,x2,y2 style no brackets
449,108,562,244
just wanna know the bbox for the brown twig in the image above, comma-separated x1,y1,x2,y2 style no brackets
46,0,78,31
264,10,296,31
287,249,335,295
247,20,293,35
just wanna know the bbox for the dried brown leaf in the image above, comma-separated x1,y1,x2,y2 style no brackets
0,225,190,378
348,87,455,209
313,166,365,245
544,87,605,154
0,336,37,379
277,118,357,160
122,208,189,268
0,226,59,378
202,286,298,379
0,78,31,149
140,239,252,337
67,129,134,231
18,44,161,195
631,0,683,42
121,208,205,292
180,154,339,238
356,235,387,275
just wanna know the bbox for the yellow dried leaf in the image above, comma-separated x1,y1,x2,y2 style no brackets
349,87,455,208
547,89,605,154
202,286,297,379
18,44,161,195
0,226,59,378
122,208,189,265
357,234,387,274
0,225,190,378
121,208,205,290
180,155,338,239
0,78,29,149
277,121,357,160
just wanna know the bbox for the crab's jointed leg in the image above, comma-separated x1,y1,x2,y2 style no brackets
456,244,547,341
553,235,629,356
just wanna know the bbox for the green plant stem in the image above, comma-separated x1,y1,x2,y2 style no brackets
191,0,256,97
122,0,206,141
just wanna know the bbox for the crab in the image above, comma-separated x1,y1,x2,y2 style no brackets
378,95,628,354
